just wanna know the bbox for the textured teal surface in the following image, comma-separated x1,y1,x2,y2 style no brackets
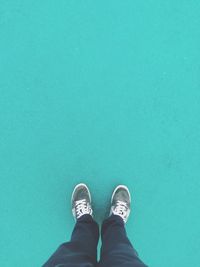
1,1,200,266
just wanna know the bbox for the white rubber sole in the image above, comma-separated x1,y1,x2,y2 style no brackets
111,185,131,203
71,183,92,205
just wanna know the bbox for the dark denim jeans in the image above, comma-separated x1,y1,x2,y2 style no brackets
43,214,148,267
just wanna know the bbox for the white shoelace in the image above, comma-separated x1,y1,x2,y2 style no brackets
74,199,91,219
112,200,129,222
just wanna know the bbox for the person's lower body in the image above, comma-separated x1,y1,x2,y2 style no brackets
43,214,147,267
42,214,99,267
43,183,148,267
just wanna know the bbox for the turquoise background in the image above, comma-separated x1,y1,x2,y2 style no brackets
0,1,200,266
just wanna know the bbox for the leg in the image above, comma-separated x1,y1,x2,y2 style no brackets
43,183,99,267
99,214,148,267
43,214,99,267
98,185,148,267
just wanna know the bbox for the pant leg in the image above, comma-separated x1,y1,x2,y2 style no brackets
98,215,148,267
43,215,99,267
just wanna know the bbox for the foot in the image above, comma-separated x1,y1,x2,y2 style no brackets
71,183,93,221
109,185,131,223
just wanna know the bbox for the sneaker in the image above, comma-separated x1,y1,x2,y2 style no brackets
71,183,93,220
109,185,131,223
